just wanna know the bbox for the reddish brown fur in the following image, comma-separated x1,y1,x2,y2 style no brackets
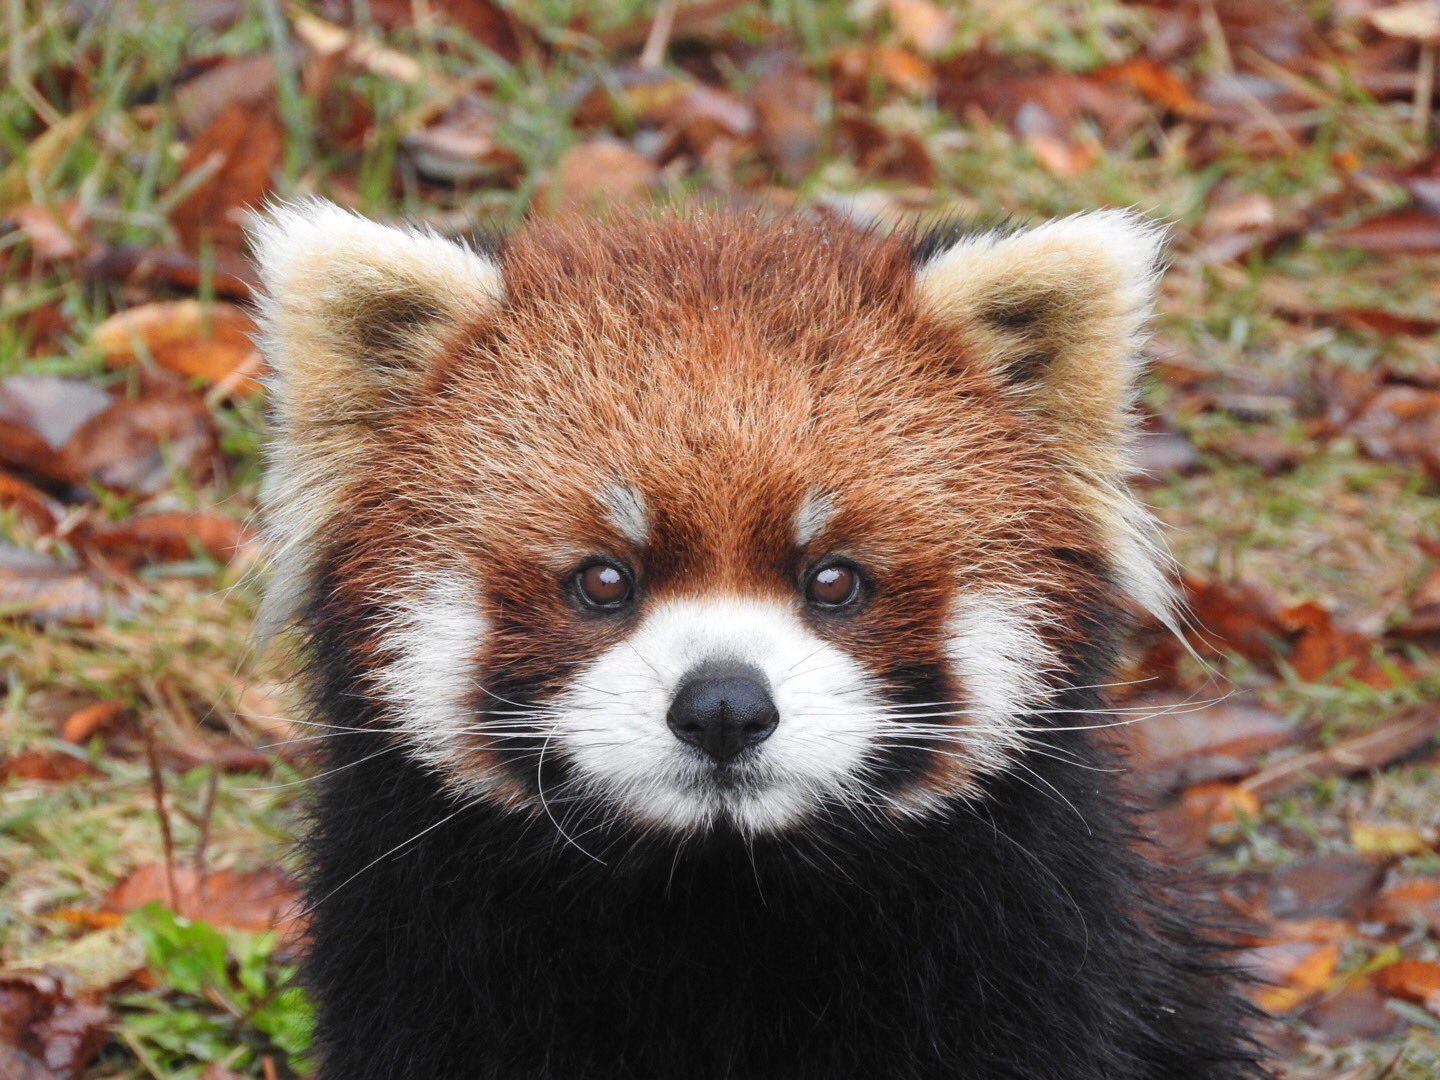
314,212,1114,797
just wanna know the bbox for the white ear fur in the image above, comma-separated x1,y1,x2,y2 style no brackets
247,198,504,636
915,210,1178,629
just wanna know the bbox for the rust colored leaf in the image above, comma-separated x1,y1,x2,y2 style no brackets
886,0,955,55
1330,209,1440,255
1368,879,1440,931
1177,782,1261,827
1242,705,1440,798
403,94,521,185
1094,57,1202,115
1,749,96,782
92,300,261,391
1375,960,1440,1004
171,101,282,253
1244,941,1340,1014
59,701,124,744
834,107,934,185
4,201,87,264
323,0,526,61
0,472,63,534
830,44,935,100
173,53,277,133
553,140,659,210
104,865,302,935
84,510,250,567
1344,384,1440,482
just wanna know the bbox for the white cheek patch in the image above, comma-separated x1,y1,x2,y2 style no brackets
370,571,488,777
553,597,892,836
943,588,1060,775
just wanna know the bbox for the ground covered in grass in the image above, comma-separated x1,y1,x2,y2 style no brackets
1,1,1439,1077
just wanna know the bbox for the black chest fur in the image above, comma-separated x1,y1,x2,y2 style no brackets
299,686,1265,1080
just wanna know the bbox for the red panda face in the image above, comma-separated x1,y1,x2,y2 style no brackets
251,205,1173,838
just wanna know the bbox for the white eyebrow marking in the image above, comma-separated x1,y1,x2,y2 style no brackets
598,483,649,546
794,489,839,547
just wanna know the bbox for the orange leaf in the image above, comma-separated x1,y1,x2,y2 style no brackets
1375,959,1440,1003
105,865,302,936
1247,942,1339,1014
886,0,955,55
60,701,124,744
91,300,261,391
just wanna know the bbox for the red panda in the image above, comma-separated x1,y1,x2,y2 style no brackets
249,202,1266,1079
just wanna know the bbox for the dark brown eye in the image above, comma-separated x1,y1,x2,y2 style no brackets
573,561,634,610
805,562,861,608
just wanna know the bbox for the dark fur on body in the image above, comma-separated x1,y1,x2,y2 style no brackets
300,576,1265,1080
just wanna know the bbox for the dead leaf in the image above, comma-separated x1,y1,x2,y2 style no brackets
1350,820,1434,857
84,245,257,299
171,101,282,253
3,925,146,996
752,67,821,185
58,389,220,494
1118,696,1296,795
83,511,250,567
1331,209,1440,255
104,865,302,935
1375,959,1440,1004
1372,1,1440,42
403,94,521,184
1262,856,1387,921
1343,384,1440,481
4,202,88,264
59,702,124,744
553,140,658,209
0,473,63,534
0,975,109,1080
1368,878,1440,931
1241,705,1440,798
0,547,113,627
1,748,96,782
172,53,277,134
1302,975,1401,1043
1244,941,1340,1014
886,0,955,56
92,300,260,391
1095,57,1203,116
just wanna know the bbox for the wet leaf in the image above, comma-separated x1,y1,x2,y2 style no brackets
1119,696,1296,794
752,66,820,184
0,976,109,1080
1262,856,1386,921
0,547,113,627
58,389,220,494
83,510,251,567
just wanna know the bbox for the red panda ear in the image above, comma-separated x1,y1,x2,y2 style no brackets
248,198,503,420
246,199,503,636
913,211,1179,629
913,210,1164,448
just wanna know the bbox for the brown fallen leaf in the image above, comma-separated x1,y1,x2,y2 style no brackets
1302,975,1401,1044
82,510,250,567
0,975,110,1080
1343,384,1440,482
4,201,88,264
1117,696,1296,795
92,300,261,391
752,66,821,185
1260,855,1387,922
1094,57,1204,116
553,140,659,210
58,389,220,494
104,865,302,935
0,748,96,783
830,44,935,100
171,101,282,253
1241,705,1440,799
0,472,63,534
84,245,258,299
402,94,521,185
1330,209,1440,255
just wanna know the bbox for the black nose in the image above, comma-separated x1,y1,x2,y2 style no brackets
666,665,779,763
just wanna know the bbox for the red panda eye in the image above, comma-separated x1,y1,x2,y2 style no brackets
574,562,634,609
805,563,861,608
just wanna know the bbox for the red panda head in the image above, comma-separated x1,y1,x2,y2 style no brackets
250,203,1172,837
